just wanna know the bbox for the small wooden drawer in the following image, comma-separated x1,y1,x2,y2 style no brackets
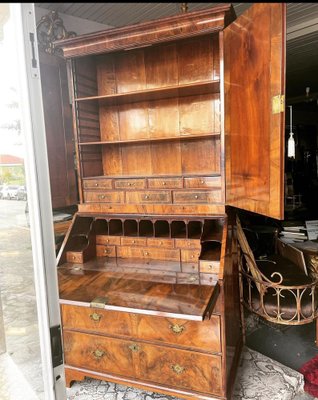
138,342,222,396
96,245,116,257
83,179,113,190
96,235,121,245
177,273,200,284
173,190,222,204
199,260,220,273
200,273,219,286
84,191,124,203
121,237,147,246
184,176,222,189
126,191,171,204
114,179,145,189
175,239,201,249
147,238,175,248
181,262,199,273
66,251,84,263
148,177,183,189
117,246,180,262
181,249,200,262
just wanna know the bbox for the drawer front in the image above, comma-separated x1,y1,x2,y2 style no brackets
66,251,83,264
84,191,124,203
147,238,175,248
63,330,135,378
96,245,116,257
83,179,112,190
175,239,201,249
181,249,201,262
138,342,222,395
173,190,221,204
181,262,199,273
96,235,121,245
61,305,133,337
114,179,145,189
121,237,147,246
148,177,183,189
117,246,180,262
199,260,220,273
136,315,220,352
184,176,221,189
126,191,171,204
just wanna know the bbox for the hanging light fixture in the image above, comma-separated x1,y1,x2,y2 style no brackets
288,105,295,158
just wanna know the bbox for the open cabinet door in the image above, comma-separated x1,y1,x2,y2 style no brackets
224,3,286,220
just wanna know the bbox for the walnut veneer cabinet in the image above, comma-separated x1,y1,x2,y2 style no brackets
55,3,286,399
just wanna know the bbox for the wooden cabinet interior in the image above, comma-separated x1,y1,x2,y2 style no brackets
54,3,286,399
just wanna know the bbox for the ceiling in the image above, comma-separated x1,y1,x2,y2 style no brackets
37,2,318,99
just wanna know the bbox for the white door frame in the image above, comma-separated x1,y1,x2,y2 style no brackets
12,3,66,399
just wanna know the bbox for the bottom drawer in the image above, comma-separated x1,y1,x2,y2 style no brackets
63,330,222,397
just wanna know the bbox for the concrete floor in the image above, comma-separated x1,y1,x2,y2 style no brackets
0,199,315,400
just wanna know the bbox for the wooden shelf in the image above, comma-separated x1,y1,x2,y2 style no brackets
79,132,220,146
75,80,220,106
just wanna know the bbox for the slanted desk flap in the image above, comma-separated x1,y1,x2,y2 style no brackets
58,268,219,321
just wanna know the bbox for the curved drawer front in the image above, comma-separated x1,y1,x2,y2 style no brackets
61,305,221,353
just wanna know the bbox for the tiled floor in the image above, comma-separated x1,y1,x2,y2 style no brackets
0,199,315,399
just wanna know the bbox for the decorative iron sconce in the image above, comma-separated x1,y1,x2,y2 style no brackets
36,11,76,55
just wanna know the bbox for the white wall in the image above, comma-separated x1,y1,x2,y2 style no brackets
35,6,112,36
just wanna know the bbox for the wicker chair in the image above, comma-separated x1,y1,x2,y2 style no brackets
237,216,318,341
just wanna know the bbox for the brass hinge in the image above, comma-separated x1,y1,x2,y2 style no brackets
90,296,108,309
272,94,285,114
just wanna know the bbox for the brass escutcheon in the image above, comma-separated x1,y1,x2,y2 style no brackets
92,349,105,359
90,312,102,322
169,323,185,335
171,364,185,374
128,343,140,352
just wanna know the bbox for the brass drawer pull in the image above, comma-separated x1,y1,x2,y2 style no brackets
99,195,106,199
95,183,99,187
194,195,198,199
200,180,205,184
104,249,110,254
92,349,105,359
128,344,140,352
169,323,185,335
90,312,102,322
144,195,149,200
171,364,185,374
162,182,167,186
144,251,149,256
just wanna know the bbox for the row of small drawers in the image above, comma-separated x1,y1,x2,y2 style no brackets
95,245,220,274
84,189,221,204
83,176,221,190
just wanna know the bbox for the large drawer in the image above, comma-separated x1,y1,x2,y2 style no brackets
61,304,221,353
63,330,135,378
63,330,222,396
184,176,222,189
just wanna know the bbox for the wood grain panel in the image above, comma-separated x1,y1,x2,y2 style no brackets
121,143,152,176
83,191,124,203
150,141,182,176
102,145,123,176
99,105,120,141
184,176,221,189
148,98,179,138
96,245,116,257
175,239,201,249
173,190,222,204
96,54,116,95
119,102,149,141
80,146,103,178
120,237,147,246
177,36,216,84
148,177,182,189
83,179,112,190
181,138,220,175
96,235,121,245
115,50,146,93
114,179,146,189
117,246,180,262
147,238,175,248
224,3,285,219
126,191,171,204
145,43,178,89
